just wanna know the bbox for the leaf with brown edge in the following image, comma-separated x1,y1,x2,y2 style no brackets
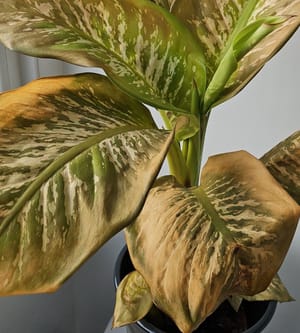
171,0,300,109
0,0,206,113
0,73,173,295
125,151,300,333
261,131,300,204
228,274,293,312
243,274,294,302
113,271,153,328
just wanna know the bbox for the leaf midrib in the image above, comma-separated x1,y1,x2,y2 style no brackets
0,124,143,235
193,187,236,244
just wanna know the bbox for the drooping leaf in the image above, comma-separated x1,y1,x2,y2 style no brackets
0,0,206,113
228,274,293,312
113,271,153,328
261,131,300,204
126,151,300,333
0,73,173,295
243,274,294,302
171,0,300,109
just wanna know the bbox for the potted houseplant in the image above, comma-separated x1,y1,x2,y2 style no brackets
0,0,299,332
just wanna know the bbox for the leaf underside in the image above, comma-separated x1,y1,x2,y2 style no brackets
0,73,173,295
0,0,206,113
126,151,300,333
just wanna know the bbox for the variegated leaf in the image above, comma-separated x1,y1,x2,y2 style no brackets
171,0,300,109
228,274,293,312
150,0,176,10
125,151,300,333
0,73,173,295
261,131,300,204
113,271,153,328
0,0,206,113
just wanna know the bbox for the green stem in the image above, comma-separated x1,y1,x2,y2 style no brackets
159,110,190,186
184,82,210,186
185,111,210,186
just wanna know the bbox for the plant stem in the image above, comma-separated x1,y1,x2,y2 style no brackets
185,111,210,186
159,110,190,186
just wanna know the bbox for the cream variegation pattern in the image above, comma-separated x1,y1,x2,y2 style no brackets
261,131,300,204
0,0,206,113
0,73,173,295
125,151,300,333
171,0,300,108
151,0,176,10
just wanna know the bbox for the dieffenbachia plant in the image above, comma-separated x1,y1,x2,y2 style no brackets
0,1,299,332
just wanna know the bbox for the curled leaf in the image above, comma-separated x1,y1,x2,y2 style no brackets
171,0,300,108
228,274,293,312
113,271,153,328
126,151,300,333
261,131,300,204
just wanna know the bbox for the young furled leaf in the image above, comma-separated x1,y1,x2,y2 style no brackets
126,151,300,333
171,0,300,109
0,0,206,113
0,73,173,295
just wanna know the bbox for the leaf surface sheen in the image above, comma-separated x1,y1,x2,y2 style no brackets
126,151,300,333
0,73,173,295
171,0,300,108
0,0,206,113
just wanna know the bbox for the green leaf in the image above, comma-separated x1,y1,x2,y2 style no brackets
0,73,173,295
167,113,200,142
0,0,206,113
125,151,300,333
171,0,300,109
261,131,300,204
113,271,153,328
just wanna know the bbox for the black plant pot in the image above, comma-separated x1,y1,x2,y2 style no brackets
114,246,277,333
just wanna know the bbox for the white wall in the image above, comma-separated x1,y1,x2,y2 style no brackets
0,27,299,333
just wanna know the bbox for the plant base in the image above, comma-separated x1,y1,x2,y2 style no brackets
114,246,277,333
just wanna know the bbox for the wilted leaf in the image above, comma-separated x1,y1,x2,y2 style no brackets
228,274,293,312
0,73,173,295
171,0,300,109
261,131,300,204
113,271,153,328
126,151,300,333
0,0,206,113
243,274,294,302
